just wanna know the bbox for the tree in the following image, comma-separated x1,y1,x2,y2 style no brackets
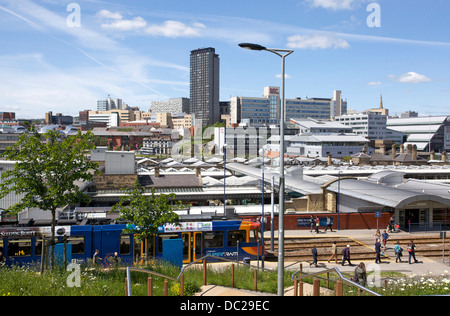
112,181,182,255
0,129,99,267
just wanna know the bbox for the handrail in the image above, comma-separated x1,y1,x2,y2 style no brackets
129,267,178,282
126,255,274,284
291,267,382,297
178,255,274,280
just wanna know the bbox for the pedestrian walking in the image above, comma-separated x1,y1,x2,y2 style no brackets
328,241,338,264
310,245,318,267
324,216,333,232
394,241,403,263
408,240,419,264
93,249,102,267
381,230,389,249
374,229,381,243
315,216,320,233
310,215,315,232
341,245,352,266
375,239,382,264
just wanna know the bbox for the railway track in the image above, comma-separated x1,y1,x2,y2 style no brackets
264,234,450,262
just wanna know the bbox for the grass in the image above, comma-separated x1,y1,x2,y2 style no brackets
3,261,449,296
0,261,290,296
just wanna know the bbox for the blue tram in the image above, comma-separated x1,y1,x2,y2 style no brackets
0,219,263,267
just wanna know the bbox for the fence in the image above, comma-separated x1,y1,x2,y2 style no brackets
290,263,382,297
409,222,443,233
124,255,274,296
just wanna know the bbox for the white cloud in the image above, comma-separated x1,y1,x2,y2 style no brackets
304,0,366,11
389,72,431,84
287,34,350,49
145,20,205,38
98,10,147,31
101,16,147,31
367,81,382,86
97,9,123,21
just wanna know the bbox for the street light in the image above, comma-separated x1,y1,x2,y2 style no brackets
239,43,294,296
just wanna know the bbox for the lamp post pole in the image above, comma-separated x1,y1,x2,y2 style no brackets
239,43,294,296
223,127,227,216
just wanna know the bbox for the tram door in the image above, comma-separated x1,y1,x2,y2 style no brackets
182,232,203,264
133,235,155,265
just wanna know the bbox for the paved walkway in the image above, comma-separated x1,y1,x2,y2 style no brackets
195,229,450,296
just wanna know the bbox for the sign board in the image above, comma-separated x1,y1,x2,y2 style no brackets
0,226,71,238
375,212,381,218
158,222,213,233
297,217,333,228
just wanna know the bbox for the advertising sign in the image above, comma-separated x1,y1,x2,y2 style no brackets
158,222,213,233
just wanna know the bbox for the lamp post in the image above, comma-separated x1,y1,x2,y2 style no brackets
223,130,227,216
239,43,294,296
259,148,266,269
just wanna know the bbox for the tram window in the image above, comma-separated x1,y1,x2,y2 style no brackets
35,238,59,256
158,234,179,253
204,231,223,248
227,230,246,247
249,230,258,243
7,238,32,257
68,236,85,255
120,235,131,255
35,239,42,256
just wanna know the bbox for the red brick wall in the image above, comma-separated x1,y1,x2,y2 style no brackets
260,212,394,231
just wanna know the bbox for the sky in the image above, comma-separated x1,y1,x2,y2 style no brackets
0,0,450,119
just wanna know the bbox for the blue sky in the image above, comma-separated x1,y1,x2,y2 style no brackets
0,0,449,119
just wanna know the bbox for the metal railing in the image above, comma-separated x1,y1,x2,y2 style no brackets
291,266,382,297
409,222,443,233
125,255,274,296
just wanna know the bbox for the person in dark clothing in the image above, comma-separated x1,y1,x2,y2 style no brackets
310,215,315,232
408,240,419,264
375,239,382,264
325,216,333,232
342,245,352,266
310,245,318,267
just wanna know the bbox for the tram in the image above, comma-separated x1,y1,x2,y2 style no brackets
0,219,263,267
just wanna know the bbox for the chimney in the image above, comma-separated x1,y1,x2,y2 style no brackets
400,144,405,154
412,145,418,161
430,150,436,161
391,144,397,159
381,145,386,156
155,167,160,178
327,154,332,166
195,167,201,177
406,144,413,155
442,152,447,163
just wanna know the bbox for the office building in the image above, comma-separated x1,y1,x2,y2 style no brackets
387,116,450,152
97,96,128,111
190,47,220,126
285,133,370,158
150,98,190,115
230,87,345,126
0,112,15,121
291,118,352,134
44,111,73,125
330,90,348,117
